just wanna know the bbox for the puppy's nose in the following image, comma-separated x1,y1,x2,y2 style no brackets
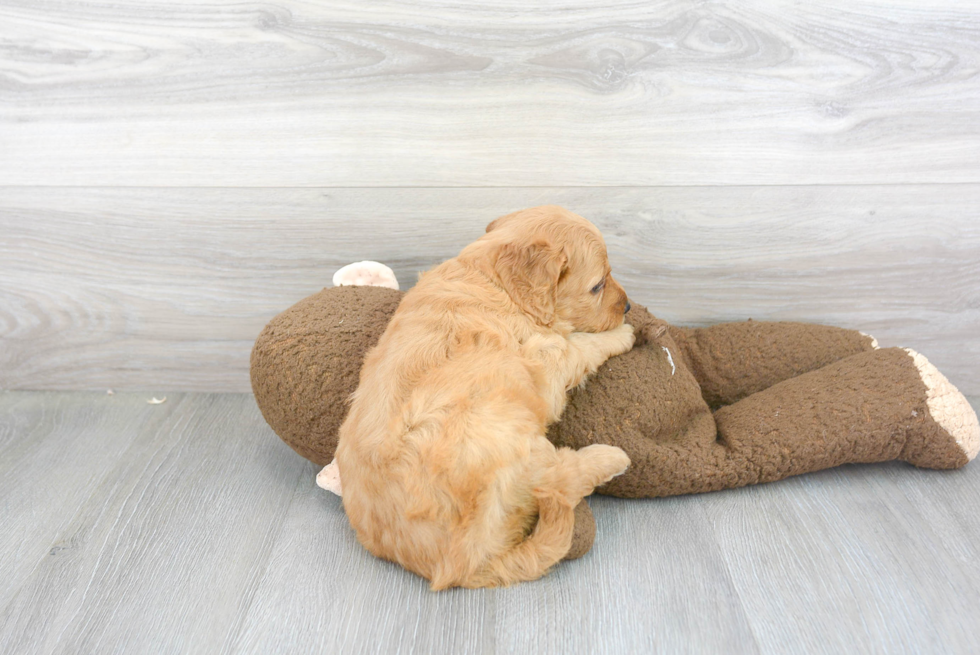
624,301,631,314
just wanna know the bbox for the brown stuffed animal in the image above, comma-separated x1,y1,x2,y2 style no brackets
251,274,979,560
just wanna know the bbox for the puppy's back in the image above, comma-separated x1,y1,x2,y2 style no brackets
336,257,627,588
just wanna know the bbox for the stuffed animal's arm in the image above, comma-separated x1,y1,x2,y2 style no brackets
666,321,877,409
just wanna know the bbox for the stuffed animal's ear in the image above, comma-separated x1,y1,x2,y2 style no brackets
332,261,399,290
494,239,567,326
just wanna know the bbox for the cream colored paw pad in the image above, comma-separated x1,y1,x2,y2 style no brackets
906,349,980,461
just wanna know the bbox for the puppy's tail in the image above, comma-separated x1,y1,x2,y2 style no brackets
449,444,630,589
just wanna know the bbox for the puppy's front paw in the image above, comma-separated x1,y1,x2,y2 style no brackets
606,322,636,356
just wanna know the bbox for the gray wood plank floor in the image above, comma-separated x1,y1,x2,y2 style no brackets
2,391,978,654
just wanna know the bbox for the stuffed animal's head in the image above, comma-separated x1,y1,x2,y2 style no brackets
250,281,403,467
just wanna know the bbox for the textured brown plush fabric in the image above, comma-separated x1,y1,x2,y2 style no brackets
251,286,974,484
251,286,402,467
251,285,977,557
668,321,874,409
555,341,969,498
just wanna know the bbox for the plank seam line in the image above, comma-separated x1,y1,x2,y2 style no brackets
1,183,980,190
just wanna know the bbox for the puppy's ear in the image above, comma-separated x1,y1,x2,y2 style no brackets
494,239,567,326
486,211,521,233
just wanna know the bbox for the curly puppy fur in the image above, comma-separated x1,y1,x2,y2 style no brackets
335,206,635,589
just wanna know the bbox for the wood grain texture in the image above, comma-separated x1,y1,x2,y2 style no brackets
234,468,759,654
1,392,978,654
2,186,978,393
0,392,149,611
705,465,980,653
1,0,978,186
0,392,302,655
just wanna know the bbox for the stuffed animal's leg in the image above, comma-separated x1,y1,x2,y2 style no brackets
711,347,978,481
598,347,977,498
667,321,878,408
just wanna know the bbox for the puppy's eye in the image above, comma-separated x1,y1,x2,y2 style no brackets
590,281,604,294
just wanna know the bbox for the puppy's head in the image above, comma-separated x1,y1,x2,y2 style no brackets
481,206,629,331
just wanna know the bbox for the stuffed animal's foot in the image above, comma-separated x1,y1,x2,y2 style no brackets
905,349,980,463
566,500,597,561
316,459,343,496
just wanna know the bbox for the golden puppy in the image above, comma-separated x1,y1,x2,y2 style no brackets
335,206,634,589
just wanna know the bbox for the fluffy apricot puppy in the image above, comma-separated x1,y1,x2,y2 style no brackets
335,206,635,589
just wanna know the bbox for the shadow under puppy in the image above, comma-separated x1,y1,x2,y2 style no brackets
336,206,635,589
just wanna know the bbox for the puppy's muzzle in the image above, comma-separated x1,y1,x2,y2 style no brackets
624,301,631,314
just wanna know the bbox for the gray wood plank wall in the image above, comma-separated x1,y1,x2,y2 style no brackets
2,1,978,393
